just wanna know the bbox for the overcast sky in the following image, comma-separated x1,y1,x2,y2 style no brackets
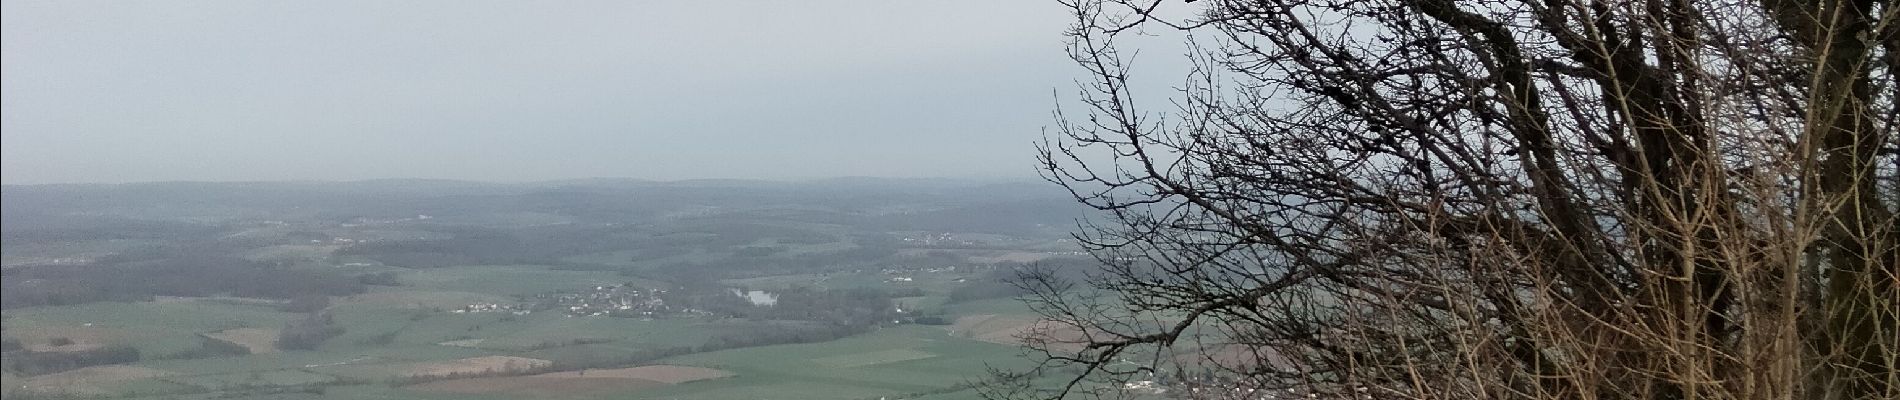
2,1,1135,184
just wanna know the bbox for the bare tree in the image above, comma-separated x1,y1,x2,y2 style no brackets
998,0,1897,399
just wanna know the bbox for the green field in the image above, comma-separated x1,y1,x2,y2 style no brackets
166,369,337,390
639,325,1038,400
1,179,1095,399
6,303,1052,400
5,318,1049,400
0,239,160,266
3,272,1057,400
2,300,300,357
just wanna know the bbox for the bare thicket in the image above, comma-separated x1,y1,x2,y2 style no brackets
994,0,1897,399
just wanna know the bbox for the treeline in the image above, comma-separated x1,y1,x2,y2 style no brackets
334,227,535,267
752,287,897,327
0,256,365,309
0,215,225,246
947,268,1034,304
653,284,901,328
335,224,644,267
700,321,875,350
355,271,402,286
548,319,892,372
411,321,883,382
276,312,344,351
279,295,331,313
336,222,846,269
161,334,252,360
653,220,839,248
1,342,141,376
536,345,700,373
645,246,903,284
946,259,1099,304
859,200,1084,237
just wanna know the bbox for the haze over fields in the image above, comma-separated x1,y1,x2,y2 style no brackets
1,179,1101,399
2,1,1192,399
17,0,1881,398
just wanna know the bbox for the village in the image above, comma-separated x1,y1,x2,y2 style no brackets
452,283,679,318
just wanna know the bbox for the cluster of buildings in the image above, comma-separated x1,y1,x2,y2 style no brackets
876,264,994,283
450,302,530,315
339,214,432,227
530,284,675,317
448,284,678,318
898,232,967,246
7,257,94,268
883,265,972,274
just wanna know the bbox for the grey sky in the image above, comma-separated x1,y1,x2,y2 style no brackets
2,1,1099,184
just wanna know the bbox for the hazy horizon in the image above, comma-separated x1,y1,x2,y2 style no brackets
0,174,1052,187
1,1,1117,185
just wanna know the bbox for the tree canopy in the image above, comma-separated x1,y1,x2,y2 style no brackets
1002,0,1897,399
